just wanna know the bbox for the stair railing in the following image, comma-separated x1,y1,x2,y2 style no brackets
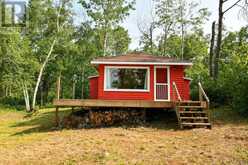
172,82,182,103
172,82,182,128
198,82,210,109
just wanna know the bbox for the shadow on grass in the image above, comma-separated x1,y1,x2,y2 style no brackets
211,107,248,126
10,109,71,136
10,108,180,136
11,107,246,136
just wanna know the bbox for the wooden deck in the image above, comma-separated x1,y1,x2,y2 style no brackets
53,99,174,108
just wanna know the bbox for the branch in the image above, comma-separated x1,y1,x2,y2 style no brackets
56,0,64,33
236,3,247,10
223,0,242,14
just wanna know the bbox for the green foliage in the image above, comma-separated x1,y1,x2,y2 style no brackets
187,26,248,114
80,0,134,56
109,26,131,55
153,0,210,56
0,0,247,116
0,97,25,107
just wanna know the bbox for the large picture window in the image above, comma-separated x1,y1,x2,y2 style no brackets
104,67,149,91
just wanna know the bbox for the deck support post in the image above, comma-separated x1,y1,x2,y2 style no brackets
142,108,146,123
55,106,59,127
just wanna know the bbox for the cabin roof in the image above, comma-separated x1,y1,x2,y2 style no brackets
91,53,193,66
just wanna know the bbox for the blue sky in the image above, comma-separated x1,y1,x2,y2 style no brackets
74,0,247,49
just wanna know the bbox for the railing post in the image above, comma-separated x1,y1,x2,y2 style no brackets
198,82,203,102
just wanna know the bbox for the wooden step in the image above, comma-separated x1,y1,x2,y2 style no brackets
180,117,208,120
179,111,206,114
179,101,202,103
181,122,211,126
178,106,205,109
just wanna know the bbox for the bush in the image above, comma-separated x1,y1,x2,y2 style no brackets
0,96,25,107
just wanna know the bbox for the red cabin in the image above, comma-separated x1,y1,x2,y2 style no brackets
89,53,192,101
53,53,211,129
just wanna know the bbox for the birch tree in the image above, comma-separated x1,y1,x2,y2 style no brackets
80,0,134,56
29,0,73,111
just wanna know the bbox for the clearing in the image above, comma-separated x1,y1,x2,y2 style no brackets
0,106,247,164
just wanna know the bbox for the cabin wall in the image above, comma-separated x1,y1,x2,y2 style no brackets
170,65,189,100
97,64,154,100
89,64,191,101
183,79,191,100
89,76,98,99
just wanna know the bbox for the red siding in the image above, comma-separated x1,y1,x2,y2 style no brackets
98,64,154,100
169,66,190,100
89,64,191,101
183,79,191,100
89,76,98,99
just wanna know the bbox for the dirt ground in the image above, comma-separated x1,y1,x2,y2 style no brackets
0,107,247,165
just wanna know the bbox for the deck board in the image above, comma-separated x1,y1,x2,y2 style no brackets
53,99,174,108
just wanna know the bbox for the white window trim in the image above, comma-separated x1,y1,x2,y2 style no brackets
154,66,170,101
104,66,150,92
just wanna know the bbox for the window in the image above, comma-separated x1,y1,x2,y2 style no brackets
104,66,149,91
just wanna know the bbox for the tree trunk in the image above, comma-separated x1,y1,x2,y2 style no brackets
72,78,76,99
103,31,108,56
214,0,224,80
209,21,216,77
5,87,8,97
163,28,168,56
81,68,85,99
22,83,31,112
40,79,43,106
180,2,185,60
56,72,61,99
149,25,153,54
181,23,185,60
32,39,56,111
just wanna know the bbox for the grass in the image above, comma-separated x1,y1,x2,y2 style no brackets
0,106,248,164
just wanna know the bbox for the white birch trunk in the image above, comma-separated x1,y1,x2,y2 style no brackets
31,1,63,110
103,32,108,56
22,83,30,112
31,39,56,110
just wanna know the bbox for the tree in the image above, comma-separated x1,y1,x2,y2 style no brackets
138,0,157,54
80,0,134,56
155,0,209,58
28,0,74,111
209,21,216,77
109,26,131,55
213,0,248,79
0,29,37,111
138,21,157,54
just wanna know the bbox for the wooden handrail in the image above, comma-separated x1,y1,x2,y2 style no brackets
172,82,182,102
198,82,210,108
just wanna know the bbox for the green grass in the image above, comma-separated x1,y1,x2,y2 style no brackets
0,106,247,164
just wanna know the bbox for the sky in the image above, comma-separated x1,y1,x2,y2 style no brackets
4,0,248,49
74,0,248,49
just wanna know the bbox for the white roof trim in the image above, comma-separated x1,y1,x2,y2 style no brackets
88,75,99,79
91,61,193,66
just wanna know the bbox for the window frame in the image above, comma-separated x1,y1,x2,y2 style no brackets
104,66,150,92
